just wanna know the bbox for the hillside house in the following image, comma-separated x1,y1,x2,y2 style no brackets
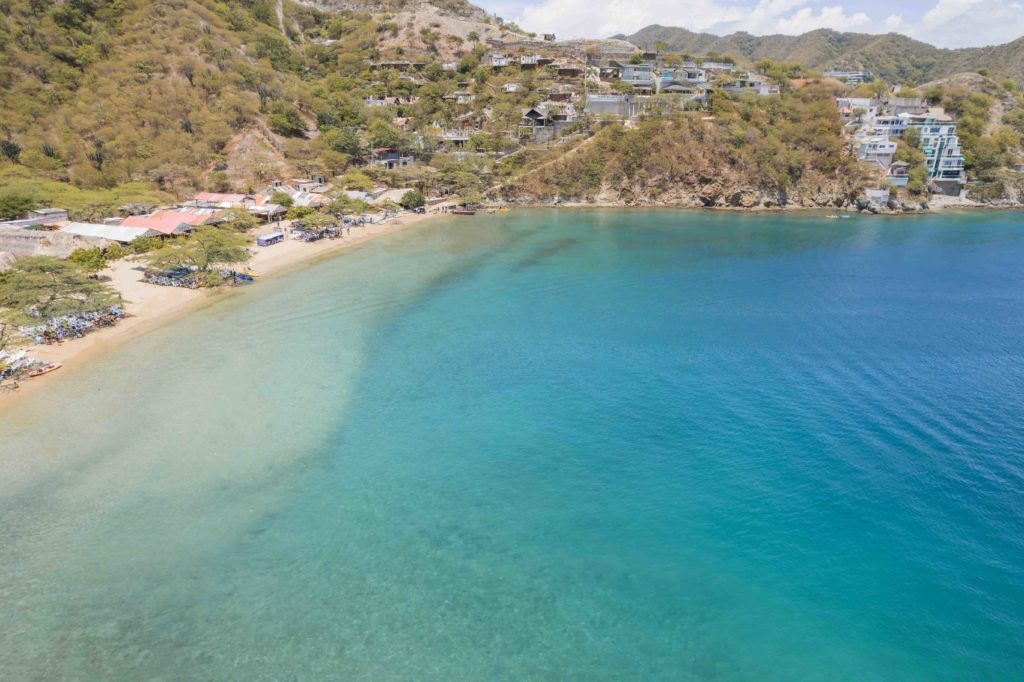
888,97,928,115
438,129,472,150
585,94,642,118
855,134,898,169
519,102,578,141
490,53,511,68
721,74,779,96
444,92,475,105
369,147,414,169
836,97,880,124
873,114,910,137
599,63,623,80
520,54,540,68
700,61,737,74
503,82,521,93
823,70,871,85
659,83,708,102
888,161,910,187
621,63,656,91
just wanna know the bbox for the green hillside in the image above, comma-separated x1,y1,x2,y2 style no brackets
0,0,523,206
616,26,1024,84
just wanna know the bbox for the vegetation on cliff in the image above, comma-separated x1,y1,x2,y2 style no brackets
497,84,865,207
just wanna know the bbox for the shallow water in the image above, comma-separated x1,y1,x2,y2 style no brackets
2,209,1023,680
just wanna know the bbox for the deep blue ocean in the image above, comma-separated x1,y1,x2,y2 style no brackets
2,209,1023,680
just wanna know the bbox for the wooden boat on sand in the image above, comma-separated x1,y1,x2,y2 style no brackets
28,362,62,378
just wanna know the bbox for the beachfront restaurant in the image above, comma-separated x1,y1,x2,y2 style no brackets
257,231,284,247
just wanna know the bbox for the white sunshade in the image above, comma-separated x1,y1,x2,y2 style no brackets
59,222,159,243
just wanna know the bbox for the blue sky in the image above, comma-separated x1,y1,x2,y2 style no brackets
473,0,1024,48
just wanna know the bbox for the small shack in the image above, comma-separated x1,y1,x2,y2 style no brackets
257,231,284,247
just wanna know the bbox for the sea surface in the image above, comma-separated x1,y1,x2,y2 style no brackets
2,209,1023,680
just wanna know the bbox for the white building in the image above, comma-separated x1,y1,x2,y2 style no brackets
855,134,898,169
824,70,872,85
907,110,966,187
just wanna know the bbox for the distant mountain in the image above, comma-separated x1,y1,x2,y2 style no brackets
613,26,1024,83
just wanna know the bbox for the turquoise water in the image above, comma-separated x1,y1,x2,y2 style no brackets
2,209,1024,680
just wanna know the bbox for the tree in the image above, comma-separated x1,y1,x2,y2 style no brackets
1,139,22,164
340,170,374,191
67,247,109,274
326,194,368,215
368,119,403,149
217,210,259,233
0,192,36,220
266,101,306,136
298,212,335,229
663,52,683,67
286,205,316,220
0,257,122,328
145,227,252,283
129,236,162,254
209,171,232,192
321,127,363,156
399,189,425,209
269,190,294,209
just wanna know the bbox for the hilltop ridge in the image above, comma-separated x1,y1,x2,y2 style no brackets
614,26,1024,84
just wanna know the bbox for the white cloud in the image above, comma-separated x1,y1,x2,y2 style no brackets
884,14,904,31
911,0,1024,46
507,0,1024,48
773,6,870,33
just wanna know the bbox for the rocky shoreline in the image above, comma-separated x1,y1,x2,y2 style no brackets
493,187,1023,215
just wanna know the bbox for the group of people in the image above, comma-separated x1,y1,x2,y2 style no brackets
143,270,201,289
20,307,126,345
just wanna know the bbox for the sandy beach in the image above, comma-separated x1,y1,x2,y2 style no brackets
0,210,450,406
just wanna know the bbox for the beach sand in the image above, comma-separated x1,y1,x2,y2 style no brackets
0,210,449,406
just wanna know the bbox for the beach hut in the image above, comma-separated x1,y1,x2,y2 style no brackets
257,231,284,247
58,222,159,243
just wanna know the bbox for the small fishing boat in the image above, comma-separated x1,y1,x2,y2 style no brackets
825,214,839,219
838,215,852,220
452,209,476,216
28,362,62,378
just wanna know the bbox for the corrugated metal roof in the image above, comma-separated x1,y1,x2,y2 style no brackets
120,215,194,235
194,192,248,203
150,209,223,226
58,222,159,242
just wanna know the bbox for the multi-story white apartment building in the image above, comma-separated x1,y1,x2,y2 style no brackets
872,114,910,138
835,97,966,192
908,111,966,185
824,70,872,85
855,134,898,168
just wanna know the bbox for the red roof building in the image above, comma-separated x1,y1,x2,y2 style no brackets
120,214,194,235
